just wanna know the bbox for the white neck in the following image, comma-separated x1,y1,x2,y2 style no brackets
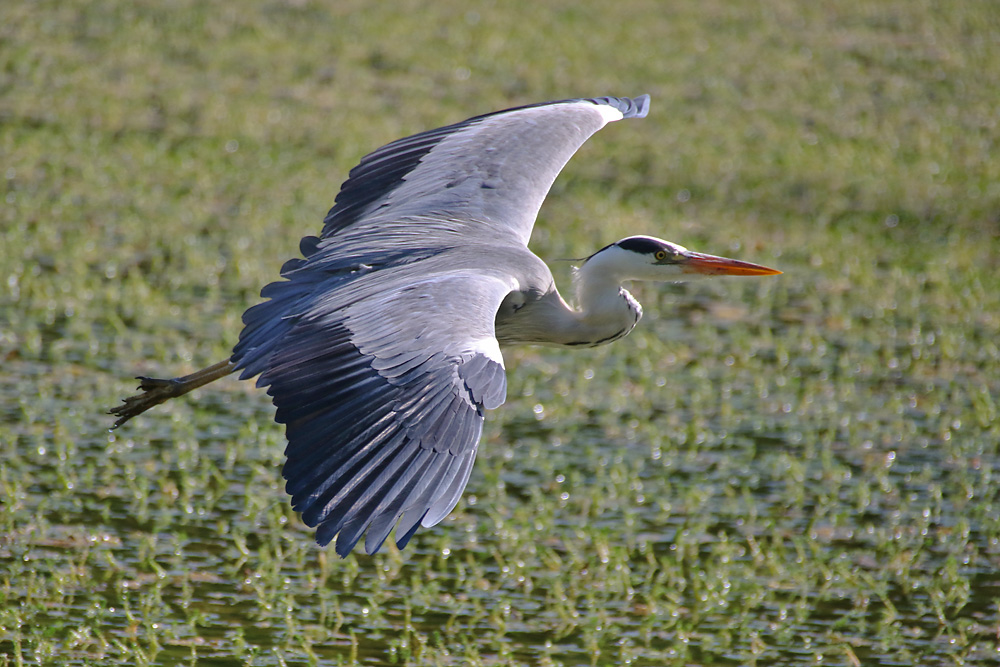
494,245,648,348
569,252,643,344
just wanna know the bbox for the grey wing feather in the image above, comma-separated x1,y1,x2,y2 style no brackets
233,266,513,557
320,95,650,246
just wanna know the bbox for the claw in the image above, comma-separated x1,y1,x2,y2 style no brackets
109,376,184,429
108,359,237,430
136,376,181,390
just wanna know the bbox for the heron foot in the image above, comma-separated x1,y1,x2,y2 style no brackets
108,359,238,430
109,376,186,429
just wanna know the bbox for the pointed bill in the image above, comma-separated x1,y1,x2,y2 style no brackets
680,251,782,276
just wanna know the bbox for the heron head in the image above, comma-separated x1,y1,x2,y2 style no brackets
586,235,781,282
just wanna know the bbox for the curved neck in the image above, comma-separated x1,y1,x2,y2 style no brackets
495,260,642,348
569,260,643,346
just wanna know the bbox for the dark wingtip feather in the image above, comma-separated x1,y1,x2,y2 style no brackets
393,509,429,551
584,94,650,119
316,520,337,549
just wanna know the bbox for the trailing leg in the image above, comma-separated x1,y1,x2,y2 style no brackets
110,359,237,429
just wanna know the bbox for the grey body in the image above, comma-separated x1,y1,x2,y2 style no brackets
231,96,650,555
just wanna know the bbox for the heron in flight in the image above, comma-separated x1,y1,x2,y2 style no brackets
112,94,780,557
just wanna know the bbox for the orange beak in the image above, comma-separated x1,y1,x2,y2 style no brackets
679,251,782,276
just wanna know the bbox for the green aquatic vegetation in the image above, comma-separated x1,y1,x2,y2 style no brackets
3,0,1000,664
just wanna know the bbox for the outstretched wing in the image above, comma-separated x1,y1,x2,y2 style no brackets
240,267,513,557
232,95,650,555
319,94,650,246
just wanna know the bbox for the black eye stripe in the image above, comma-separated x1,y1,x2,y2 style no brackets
616,237,665,255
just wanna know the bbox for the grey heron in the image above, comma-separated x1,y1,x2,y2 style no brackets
111,94,780,557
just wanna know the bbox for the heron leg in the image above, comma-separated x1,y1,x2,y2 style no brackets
109,359,237,429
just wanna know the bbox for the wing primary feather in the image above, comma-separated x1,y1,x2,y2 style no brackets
297,429,410,527
430,449,477,525
281,407,396,496
394,509,430,550
273,372,387,426
309,433,422,550
334,448,438,557
389,454,454,535
361,453,441,554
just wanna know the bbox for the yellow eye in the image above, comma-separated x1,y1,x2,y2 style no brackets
654,250,667,261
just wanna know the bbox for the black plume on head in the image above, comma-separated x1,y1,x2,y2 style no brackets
616,237,666,254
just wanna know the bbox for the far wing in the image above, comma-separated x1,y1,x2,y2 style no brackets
234,267,513,556
319,95,650,247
